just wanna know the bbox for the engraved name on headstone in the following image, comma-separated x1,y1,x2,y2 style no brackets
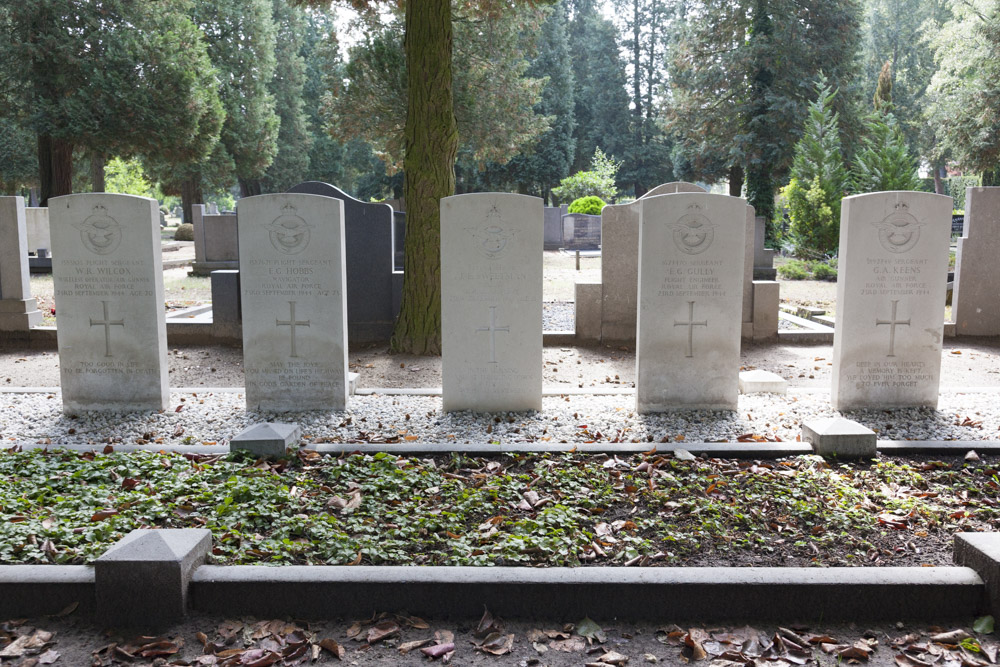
441,193,542,412
238,194,348,412
635,193,747,412
832,192,952,410
49,194,168,412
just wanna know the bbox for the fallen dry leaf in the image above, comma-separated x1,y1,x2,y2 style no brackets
477,633,515,656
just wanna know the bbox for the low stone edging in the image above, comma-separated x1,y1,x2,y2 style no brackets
0,532,995,627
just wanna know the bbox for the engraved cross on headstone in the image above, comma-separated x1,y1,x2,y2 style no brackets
90,300,124,358
276,300,310,358
876,299,910,357
476,305,510,364
674,300,708,358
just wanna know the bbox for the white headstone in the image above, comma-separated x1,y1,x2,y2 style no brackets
600,182,706,342
953,187,1000,335
441,193,542,412
238,193,348,412
0,197,43,331
25,207,51,254
49,194,168,411
635,193,748,412
832,191,952,410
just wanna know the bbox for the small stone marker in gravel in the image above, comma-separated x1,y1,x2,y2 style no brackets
802,417,876,458
832,191,952,410
49,194,168,412
441,193,542,412
238,193,348,412
230,422,302,457
96,528,211,627
0,196,43,331
636,193,747,412
738,369,788,395
952,187,1000,336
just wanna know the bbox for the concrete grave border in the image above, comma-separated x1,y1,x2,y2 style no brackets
0,531,989,625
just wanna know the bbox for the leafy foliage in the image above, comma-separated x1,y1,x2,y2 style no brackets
1,449,996,568
551,148,621,204
851,112,920,192
104,158,154,198
567,196,606,215
782,78,848,257
926,0,1000,178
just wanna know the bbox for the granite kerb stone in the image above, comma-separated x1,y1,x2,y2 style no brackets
189,564,982,622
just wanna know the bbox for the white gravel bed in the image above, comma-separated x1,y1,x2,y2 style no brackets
543,301,574,331
1,389,997,448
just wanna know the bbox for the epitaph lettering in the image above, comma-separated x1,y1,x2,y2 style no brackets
238,194,348,412
441,193,542,412
832,192,952,410
636,193,747,412
49,194,169,412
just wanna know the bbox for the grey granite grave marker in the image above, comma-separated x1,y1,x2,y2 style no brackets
49,194,168,411
635,193,747,412
953,187,1000,335
832,191,952,410
441,193,542,412
238,193,348,412
288,182,401,342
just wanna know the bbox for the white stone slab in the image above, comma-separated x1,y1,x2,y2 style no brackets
238,193,348,412
636,193,747,412
600,182,706,343
25,207,51,253
441,193,542,412
738,369,788,395
832,191,952,410
49,194,168,412
953,187,1000,335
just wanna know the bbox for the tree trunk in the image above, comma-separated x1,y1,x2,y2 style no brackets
933,161,944,194
745,0,776,241
239,178,263,198
729,164,744,197
390,0,457,355
180,178,203,225
90,154,106,193
634,183,648,198
37,134,74,206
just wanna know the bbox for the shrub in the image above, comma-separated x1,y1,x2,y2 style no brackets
778,260,811,280
851,112,919,193
174,223,194,241
811,261,837,281
781,76,847,258
551,148,621,204
567,196,606,215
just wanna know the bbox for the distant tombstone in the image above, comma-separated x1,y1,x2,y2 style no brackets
49,194,168,412
206,202,219,215
635,193,748,412
190,205,239,276
832,191,952,410
752,216,777,279
441,193,542,412
952,187,1000,335
543,206,565,249
24,207,51,254
238,193,348,412
601,182,706,342
561,213,601,249
0,197,43,331
288,182,399,342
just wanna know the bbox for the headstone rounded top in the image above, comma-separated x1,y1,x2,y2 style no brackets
641,181,707,198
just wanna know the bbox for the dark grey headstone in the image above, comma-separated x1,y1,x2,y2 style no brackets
288,182,400,342
562,213,601,250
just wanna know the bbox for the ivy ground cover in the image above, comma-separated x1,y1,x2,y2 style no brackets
1,448,997,567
